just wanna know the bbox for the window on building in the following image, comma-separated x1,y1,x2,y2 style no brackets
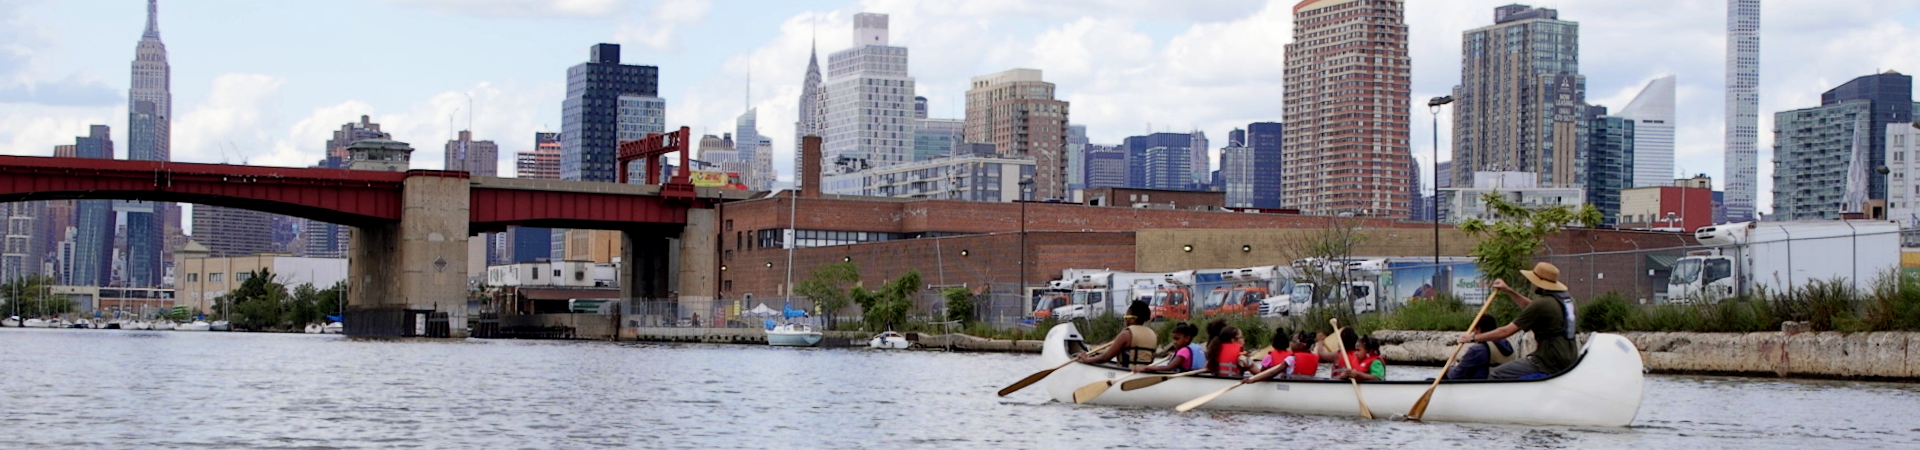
236,272,252,282
186,273,198,283
209,273,224,283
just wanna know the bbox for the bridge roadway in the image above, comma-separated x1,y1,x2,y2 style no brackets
0,155,753,337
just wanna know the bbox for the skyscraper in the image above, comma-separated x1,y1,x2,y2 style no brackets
192,206,276,258
562,44,659,182
1771,72,1917,220
1581,105,1636,226
1246,122,1284,209
1,202,41,285
821,14,916,170
1619,75,1676,188
965,69,1070,199
1283,0,1414,217
444,130,498,177
794,39,826,189
72,126,115,287
1452,4,1587,189
125,0,171,288
1724,0,1761,222
1064,124,1089,191
1123,133,1199,190
1082,145,1128,190
735,107,773,190
518,132,562,180
1220,129,1255,208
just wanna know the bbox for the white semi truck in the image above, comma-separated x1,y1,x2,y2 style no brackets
1668,220,1900,303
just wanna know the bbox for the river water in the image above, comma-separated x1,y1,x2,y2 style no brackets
2,328,1917,449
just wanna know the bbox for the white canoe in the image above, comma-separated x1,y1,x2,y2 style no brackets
178,321,212,332
767,324,823,347
869,331,909,349
1038,323,1644,427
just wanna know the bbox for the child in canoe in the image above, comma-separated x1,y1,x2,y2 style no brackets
1135,322,1206,373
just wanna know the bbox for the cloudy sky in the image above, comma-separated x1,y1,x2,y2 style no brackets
3,0,1918,214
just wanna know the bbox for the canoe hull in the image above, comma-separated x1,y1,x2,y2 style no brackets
1038,323,1643,427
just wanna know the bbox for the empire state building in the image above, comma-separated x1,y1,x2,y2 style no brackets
126,0,171,287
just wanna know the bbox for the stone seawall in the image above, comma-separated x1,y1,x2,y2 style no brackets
1373,330,1920,381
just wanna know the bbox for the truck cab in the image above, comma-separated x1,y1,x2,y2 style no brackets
1050,289,1110,321
1199,285,1268,317
1667,253,1736,303
1148,285,1193,322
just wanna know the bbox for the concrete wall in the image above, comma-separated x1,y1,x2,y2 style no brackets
501,313,618,340
1374,330,1920,380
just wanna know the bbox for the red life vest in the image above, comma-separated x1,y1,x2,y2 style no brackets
1289,350,1319,376
1215,342,1244,377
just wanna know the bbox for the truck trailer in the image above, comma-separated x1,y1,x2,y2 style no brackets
1668,220,1900,303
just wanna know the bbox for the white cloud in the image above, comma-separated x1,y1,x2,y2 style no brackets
380,0,625,18
171,73,285,165
612,0,712,53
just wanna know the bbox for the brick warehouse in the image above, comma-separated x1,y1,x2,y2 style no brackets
710,193,1701,313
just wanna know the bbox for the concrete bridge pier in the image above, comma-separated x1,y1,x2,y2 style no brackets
346,175,471,337
622,207,717,326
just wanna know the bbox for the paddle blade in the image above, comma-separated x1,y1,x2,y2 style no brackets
1406,393,1434,422
1120,376,1169,392
1071,379,1116,404
1119,370,1203,391
998,367,1056,397
1174,383,1241,413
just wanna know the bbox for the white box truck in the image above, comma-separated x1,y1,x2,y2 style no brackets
1668,220,1900,303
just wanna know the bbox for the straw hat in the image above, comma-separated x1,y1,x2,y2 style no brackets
1521,262,1568,292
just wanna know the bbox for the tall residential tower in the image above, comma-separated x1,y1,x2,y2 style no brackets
1452,4,1587,188
821,13,916,172
965,69,1069,199
1282,0,1414,217
561,44,658,182
1724,0,1761,222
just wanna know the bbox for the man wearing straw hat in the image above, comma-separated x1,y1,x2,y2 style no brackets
1456,262,1579,379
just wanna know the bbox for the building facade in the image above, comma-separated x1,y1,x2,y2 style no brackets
1439,172,1585,224
735,107,772,190
322,115,388,169
1082,145,1127,191
821,13,916,171
1771,72,1918,220
1581,105,1635,227
1619,75,1675,187
1283,0,1414,217
1245,122,1284,209
1123,133,1198,191
561,44,659,182
1724,0,1762,222
1888,122,1920,227
443,130,498,177
1453,4,1586,189
72,126,115,287
913,118,963,162
821,154,1037,202
1618,185,1714,232
1,202,39,285
518,132,562,179
965,69,1070,200
1064,124,1089,192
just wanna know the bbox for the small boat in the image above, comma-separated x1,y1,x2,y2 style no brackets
1034,322,1645,427
129,320,152,330
72,319,94,329
210,320,231,332
22,318,46,328
869,331,909,349
304,323,324,334
152,321,175,331
50,319,70,328
323,322,343,334
2,316,18,327
178,320,212,332
767,323,823,347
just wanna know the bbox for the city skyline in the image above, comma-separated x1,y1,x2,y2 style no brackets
2,1,1919,215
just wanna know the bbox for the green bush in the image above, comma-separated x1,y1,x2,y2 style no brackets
942,287,975,325
1387,295,1474,331
1579,292,1633,332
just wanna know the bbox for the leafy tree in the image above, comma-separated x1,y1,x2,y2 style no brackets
793,262,859,329
0,275,72,317
285,283,321,327
315,281,345,323
213,269,291,330
854,270,922,331
942,286,975,325
1458,192,1601,320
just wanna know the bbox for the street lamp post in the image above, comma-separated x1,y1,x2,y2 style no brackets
1427,96,1455,269
1017,178,1034,306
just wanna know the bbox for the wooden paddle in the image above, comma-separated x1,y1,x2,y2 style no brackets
997,341,1112,397
1328,318,1375,419
1173,359,1293,412
1405,291,1502,421
1119,369,1206,391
